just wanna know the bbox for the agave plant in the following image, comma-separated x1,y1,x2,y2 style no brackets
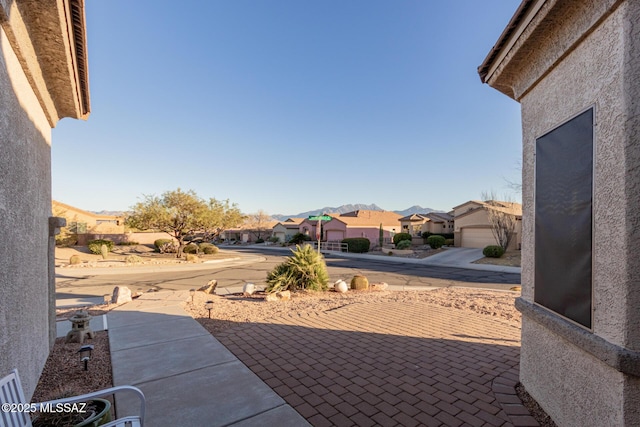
266,245,329,293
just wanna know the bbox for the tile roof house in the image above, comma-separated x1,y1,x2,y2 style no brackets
313,210,402,246
399,212,455,238
452,200,522,249
272,218,305,243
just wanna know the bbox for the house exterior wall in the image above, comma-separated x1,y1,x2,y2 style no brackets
0,24,55,400
53,200,124,234
483,1,640,425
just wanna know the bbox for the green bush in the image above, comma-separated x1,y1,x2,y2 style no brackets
266,245,329,293
393,233,412,245
183,243,199,254
444,239,455,246
117,241,139,246
268,236,280,244
199,243,219,254
483,245,505,258
341,238,370,253
87,239,114,255
289,233,312,245
154,239,176,253
396,240,412,250
427,235,446,249
154,239,173,250
255,238,265,244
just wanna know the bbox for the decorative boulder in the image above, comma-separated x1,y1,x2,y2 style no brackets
265,293,278,302
111,286,132,304
334,280,348,293
198,280,218,294
350,275,369,290
371,282,388,291
243,283,256,296
276,290,291,301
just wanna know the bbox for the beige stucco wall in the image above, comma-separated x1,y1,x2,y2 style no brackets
515,2,640,425
0,24,54,400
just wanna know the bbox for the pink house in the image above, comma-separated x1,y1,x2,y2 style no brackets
300,210,402,245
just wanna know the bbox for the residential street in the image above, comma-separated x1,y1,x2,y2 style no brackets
56,247,520,307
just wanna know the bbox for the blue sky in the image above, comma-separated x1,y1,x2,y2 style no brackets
52,1,522,216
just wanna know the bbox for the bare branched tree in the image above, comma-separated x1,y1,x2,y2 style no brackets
481,191,519,251
245,210,272,240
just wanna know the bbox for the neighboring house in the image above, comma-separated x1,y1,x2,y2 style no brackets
399,212,454,237
0,0,90,400
310,210,402,245
272,218,305,243
222,221,278,243
453,200,522,250
53,200,125,236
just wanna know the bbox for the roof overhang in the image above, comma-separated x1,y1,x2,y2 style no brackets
477,0,622,100
0,0,90,126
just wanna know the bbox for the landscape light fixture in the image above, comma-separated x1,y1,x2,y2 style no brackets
205,300,214,319
190,288,196,303
78,345,94,371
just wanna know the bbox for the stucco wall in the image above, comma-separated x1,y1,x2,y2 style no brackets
518,2,640,425
0,26,54,400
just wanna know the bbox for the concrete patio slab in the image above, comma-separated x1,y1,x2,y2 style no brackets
111,334,237,385
115,362,290,427
108,316,208,351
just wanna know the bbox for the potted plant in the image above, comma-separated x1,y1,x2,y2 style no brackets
32,397,112,427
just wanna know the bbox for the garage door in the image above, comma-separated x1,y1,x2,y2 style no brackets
326,230,344,242
461,228,497,248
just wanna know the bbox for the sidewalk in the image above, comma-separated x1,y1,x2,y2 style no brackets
106,290,310,426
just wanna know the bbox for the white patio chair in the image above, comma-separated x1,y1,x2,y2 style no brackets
1,369,145,427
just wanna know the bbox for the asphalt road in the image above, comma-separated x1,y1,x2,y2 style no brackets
55,247,520,305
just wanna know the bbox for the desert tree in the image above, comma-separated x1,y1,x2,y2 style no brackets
244,210,272,240
201,198,244,242
127,188,239,257
481,191,520,251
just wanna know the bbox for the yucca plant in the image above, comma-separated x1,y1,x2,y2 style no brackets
266,245,329,293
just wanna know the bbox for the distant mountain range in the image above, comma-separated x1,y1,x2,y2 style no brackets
271,204,442,222
90,204,443,222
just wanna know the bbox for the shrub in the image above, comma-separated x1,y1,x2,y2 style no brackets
393,233,412,245
117,241,139,246
289,233,312,245
125,255,143,264
421,231,432,239
268,236,280,244
100,244,109,259
395,240,412,250
266,245,329,293
154,239,172,251
69,255,81,265
87,239,114,255
199,243,219,254
185,254,199,262
183,243,199,254
341,238,370,253
350,275,369,290
154,239,176,253
483,245,505,258
427,235,446,249
444,239,455,246
255,238,265,244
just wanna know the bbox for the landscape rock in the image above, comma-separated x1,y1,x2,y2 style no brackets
334,280,348,293
371,282,388,291
276,290,291,301
265,293,278,302
243,283,256,296
111,286,132,304
198,280,218,294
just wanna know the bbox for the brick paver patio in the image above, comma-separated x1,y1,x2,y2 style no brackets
216,301,539,426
